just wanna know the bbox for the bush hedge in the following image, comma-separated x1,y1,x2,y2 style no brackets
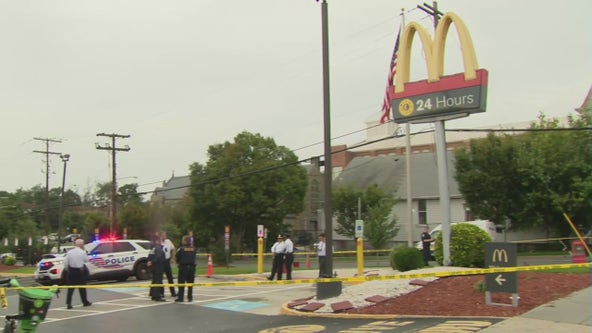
433,223,491,267
390,246,425,272
2,256,16,266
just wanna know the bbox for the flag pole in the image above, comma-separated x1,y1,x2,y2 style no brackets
400,10,414,248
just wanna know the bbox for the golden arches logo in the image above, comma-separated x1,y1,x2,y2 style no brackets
389,12,488,123
394,12,479,94
492,249,509,263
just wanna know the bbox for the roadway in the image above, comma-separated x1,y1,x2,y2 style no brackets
4,281,502,333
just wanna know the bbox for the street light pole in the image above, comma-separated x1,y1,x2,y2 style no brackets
57,154,70,253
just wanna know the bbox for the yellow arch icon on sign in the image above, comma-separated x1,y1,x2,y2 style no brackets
492,249,509,263
394,12,479,94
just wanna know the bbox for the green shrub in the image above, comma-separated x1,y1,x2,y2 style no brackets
473,280,486,293
433,223,491,267
2,256,16,266
390,246,425,272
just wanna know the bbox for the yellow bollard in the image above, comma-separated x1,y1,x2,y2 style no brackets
257,237,263,274
356,238,364,276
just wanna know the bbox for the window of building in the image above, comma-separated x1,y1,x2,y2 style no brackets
418,199,427,225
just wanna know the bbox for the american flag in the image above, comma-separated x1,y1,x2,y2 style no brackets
90,257,105,267
379,27,401,124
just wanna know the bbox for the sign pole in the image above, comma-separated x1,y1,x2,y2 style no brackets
435,120,452,266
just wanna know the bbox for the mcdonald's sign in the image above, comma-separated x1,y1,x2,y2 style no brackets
485,243,517,294
485,243,516,267
491,249,508,263
389,13,488,123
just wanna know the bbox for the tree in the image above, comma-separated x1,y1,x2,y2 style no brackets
10,186,81,233
93,182,112,208
81,211,110,239
187,131,308,252
455,112,592,236
0,193,36,239
333,184,398,247
365,199,399,249
118,183,144,206
119,203,150,239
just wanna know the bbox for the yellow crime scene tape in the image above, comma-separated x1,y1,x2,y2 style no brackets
5,262,590,291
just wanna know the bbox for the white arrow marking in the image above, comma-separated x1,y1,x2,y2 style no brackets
495,274,506,285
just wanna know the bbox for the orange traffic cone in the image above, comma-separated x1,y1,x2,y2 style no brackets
207,253,214,278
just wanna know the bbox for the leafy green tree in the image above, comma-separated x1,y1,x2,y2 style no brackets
119,203,150,239
14,186,49,230
118,183,144,206
365,198,399,249
81,211,110,240
0,193,38,239
93,182,112,208
8,186,81,234
455,112,592,235
333,184,398,247
187,131,308,252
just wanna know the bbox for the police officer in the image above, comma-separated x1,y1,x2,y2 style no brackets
267,235,285,281
65,238,92,309
160,231,177,298
421,226,434,266
282,234,294,280
175,235,196,302
148,235,166,301
315,233,328,278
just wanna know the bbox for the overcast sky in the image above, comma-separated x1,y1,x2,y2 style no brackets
0,0,590,195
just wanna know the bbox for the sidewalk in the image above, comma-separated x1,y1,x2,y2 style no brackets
479,286,591,333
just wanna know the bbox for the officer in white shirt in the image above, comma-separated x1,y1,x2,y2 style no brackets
160,231,177,297
315,233,329,278
65,238,92,309
267,235,286,281
282,234,295,280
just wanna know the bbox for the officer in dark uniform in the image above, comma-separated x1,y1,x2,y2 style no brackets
421,226,434,266
175,235,197,302
148,235,166,301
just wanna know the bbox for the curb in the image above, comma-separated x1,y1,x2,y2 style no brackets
0,273,34,278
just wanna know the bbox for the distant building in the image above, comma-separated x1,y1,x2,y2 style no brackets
150,174,190,205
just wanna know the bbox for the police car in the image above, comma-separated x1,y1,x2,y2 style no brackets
34,239,152,285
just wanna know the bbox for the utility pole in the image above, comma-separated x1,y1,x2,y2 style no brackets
95,133,130,237
317,0,341,299
417,2,443,28
33,137,62,233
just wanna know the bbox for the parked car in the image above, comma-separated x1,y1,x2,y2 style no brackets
34,239,152,285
